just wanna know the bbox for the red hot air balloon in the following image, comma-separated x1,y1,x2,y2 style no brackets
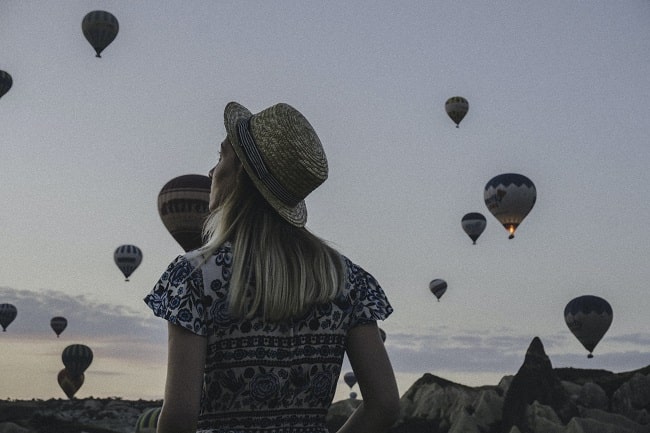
58,368,84,399
158,174,212,252
51,316,68,337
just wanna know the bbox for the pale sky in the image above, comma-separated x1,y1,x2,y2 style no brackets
1,1,649,401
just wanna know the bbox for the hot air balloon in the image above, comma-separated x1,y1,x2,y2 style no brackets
564,295,613,359
135,407,162,433
158,174,212,252
343,371,357,389
51,316,68,337
461,212,487,245
0,70,12,100
114,244,143,281
58,368,84,399
0,303,17,331
429,279,447,302
484,173,536,239
82,11,119,58
62,344,93,377
445,96,469,128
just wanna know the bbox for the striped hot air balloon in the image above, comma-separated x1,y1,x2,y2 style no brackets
429,279,447,301
158,174,212,252
0,70,12,100
135,407,162,433
484,173,536,239
0,303,17,331
114,244,143,281
62,344,93,377
564,295,613,359
50,316,68,337
82,11,119,58
461,212,487,245
445,96,469,128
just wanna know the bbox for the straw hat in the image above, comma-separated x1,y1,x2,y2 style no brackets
224,101,328,227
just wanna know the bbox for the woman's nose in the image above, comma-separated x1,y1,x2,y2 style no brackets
208,166,215,179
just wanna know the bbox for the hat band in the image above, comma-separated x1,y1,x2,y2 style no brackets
236,119,301,206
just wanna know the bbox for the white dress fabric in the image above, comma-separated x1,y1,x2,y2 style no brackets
144,243,392,433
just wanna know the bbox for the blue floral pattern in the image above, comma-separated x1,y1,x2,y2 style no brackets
144,244,392,433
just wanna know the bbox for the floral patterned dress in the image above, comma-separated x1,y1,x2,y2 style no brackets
144,243,392,433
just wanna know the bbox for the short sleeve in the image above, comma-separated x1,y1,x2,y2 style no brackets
143,255,208,336
344,258,393,328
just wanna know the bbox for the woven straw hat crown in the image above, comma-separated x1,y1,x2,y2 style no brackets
224,102,328,227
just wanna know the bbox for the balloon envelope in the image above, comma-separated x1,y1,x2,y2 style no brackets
445,96,469,127
484,173,536,239
343,371,357,388
62,344,93,377
82,10,119,57
0,70,12,100
51,316,68,337
135,407,162,433
564,295,613,358
429,279,447,301
158,174,211,252
58,368,84,399
114,244,143,281
0,303,17,331
461,212,487,244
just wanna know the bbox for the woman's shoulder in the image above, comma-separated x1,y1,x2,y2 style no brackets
339,254,375,280
182,243,233,266
337,254,393,322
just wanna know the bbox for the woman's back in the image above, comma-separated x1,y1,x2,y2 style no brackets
145,244,392,433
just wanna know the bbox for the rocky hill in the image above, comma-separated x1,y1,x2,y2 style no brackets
330,337,650,433
2,337,649,433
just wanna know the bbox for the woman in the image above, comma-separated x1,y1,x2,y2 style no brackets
145,102,399,433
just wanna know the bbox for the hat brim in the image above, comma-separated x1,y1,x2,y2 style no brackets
224,101,307,227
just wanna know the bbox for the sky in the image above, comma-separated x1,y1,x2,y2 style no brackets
1,1,649,402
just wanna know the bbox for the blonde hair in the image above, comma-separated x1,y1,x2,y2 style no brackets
199,170,344,322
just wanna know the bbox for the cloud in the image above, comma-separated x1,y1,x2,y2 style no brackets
1,286,162,339
3,286,648,385
608,333,650,346
382,329,650,379
1,286,167,367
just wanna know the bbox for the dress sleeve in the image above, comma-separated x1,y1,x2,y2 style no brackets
345,258,393,328
143,255,208,336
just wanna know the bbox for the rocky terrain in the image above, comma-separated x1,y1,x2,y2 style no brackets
2,337,649,433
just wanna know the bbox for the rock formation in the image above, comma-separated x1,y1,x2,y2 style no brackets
1,338,649,433
501,336,577,432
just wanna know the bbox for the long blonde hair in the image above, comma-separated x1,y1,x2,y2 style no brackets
199,170,344,322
